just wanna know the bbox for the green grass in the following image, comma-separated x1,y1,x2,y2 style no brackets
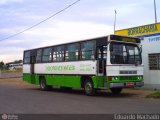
146,91,160,98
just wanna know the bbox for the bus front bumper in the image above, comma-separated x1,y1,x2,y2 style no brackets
110,82,144,88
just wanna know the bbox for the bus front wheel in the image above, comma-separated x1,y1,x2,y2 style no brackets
110,88,122,95
84,80,95,96
40,77,52,91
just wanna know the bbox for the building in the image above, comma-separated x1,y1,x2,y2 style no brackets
115,23,160,89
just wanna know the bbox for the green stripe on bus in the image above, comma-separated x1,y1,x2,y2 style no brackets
23,74,143,89
23,74,105,89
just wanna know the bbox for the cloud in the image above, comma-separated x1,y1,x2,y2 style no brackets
23,20,113,46
1,0,160,63
0,0,23,4
0,20,113,63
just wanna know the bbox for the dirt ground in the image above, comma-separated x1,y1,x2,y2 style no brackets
0,78,38,88
0,75,156,99
0,71,22,79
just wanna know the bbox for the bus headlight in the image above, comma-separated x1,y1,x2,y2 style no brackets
112,76,118,80
138,76,142,80
108,76,119,81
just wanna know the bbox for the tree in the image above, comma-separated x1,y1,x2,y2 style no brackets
14,60,22,64
6,60,23,65
0,61,4,69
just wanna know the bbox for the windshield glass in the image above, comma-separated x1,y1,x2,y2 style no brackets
110,42,142,64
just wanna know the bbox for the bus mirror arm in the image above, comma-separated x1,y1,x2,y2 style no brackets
140,45,142,53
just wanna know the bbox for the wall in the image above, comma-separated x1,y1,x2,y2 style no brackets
115,23,160,89
141,34,160,89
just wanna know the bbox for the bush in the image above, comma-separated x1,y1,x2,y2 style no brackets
146,91,160,98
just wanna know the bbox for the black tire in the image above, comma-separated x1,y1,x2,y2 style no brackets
110,88,122,95
84,79,95,96
40,77,52,91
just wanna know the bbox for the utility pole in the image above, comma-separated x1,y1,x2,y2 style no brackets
114,10,117,34
154,0,157,23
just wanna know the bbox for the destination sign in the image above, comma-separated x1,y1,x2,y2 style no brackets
110,35,140,43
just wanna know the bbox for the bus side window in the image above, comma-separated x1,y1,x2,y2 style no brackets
24,51,30,64
65,43,79,61
81,41,95,60
36,49,42,63
53,46,64,62
97,46,107,60
42,47,52,62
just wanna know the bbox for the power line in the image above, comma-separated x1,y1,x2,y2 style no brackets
0,0,81,42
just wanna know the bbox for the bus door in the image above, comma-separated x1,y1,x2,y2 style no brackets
29,50,36,84
97,46,107,87
30,50,36,74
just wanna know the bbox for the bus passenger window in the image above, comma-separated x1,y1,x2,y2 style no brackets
65,43,79,61
97,46,107,60
81,41,95,60
36,49,42,63
42,48,52,62
24,51,30,64
53,46,64,62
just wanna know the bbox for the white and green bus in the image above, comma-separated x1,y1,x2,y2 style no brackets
23,35,144,95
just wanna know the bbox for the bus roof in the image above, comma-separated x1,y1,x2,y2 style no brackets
24,34,140,52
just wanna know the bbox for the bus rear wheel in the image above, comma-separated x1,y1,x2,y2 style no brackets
110,88,122,95
84,80,95,96
40,77,52,91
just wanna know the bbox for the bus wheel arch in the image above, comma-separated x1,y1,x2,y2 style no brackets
81,76,96,96
39,76,52,91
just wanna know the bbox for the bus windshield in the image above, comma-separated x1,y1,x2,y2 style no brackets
110,42,142,65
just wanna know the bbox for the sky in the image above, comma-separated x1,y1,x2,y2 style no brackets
0,0,160,63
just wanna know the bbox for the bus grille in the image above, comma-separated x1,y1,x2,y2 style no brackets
119,76,137,81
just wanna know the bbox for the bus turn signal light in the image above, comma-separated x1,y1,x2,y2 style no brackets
108,76,112,81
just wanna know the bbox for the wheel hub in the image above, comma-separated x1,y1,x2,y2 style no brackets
40,80,45,89
85,82,92,93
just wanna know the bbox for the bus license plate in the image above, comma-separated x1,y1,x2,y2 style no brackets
127,82,134,87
